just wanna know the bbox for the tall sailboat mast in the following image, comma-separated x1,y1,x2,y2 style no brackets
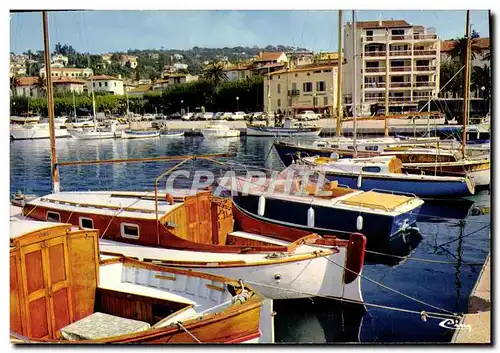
335,10,343,136
462,10,471,159
42,11,60,193
352,10,358,157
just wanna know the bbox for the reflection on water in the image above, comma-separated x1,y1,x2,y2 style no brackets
9,136,490,343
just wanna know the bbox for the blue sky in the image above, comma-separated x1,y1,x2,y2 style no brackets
10,10,490,54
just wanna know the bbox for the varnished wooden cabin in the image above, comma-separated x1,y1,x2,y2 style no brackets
10,219,270,343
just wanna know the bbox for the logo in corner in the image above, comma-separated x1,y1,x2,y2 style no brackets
438,318,471,332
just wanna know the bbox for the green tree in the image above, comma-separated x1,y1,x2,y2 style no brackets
203,62,228,85
10,76,21,97
447,30,485,64
35,76,47,96
471,64,491,108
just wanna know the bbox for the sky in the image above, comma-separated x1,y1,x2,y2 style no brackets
9,10,490,54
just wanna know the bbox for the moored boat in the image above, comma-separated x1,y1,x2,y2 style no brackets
10,122,70,140
10,218,273,343
68,122,119,140
301,155,475,198
246,123,322,137
20,189,367,303
217,168,424,244
121,129,160,139
201,122,240,138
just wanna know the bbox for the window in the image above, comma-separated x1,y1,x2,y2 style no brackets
323,69,332,73
278,75,280,79
291,82,297,91
46,211,61,222
277,84,281,94
313,70,321,73
79,217,94,229
316,81,326,92
303,82,313,92
392,29,405,35
362,166,381,173
269,76,273,80
277,99,281,107
99,82,102,87
323,96,328,106
71,73,74,76
114,82,117,87
121,223,140,239
330,145,339,148
105,82,108,87
313,96,318,106
366,62,379,68
365,145,379,151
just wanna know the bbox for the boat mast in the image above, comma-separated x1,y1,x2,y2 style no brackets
462,10,471,159
336,10,343,136
352,10,358,157
125,88,130,116
72,90,77,119
42,11,60,193
384,24,390,137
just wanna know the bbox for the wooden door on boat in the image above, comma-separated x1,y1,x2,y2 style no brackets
211,198,233,245
10,251,24,335
19,237,73,339
197,192,213,244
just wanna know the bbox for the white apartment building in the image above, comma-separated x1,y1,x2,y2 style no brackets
343,20,440,115
40,66,93,79
87,75,124,95
52,54,69,66
53,77,86,94
264,64,339,115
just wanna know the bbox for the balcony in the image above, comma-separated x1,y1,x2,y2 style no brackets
390,35,413,41
288,89,300,97
362,33,438,43
414,81,436,88
414,49,437,56
363,82,386,90
364,51,386,57
389,82,411,88
415,65,437,72
389,50,412,57
413,33,438,40
389,96,412,102
363,67,386,73
390,66,411,73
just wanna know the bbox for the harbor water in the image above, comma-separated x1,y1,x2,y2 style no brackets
10,136,491,343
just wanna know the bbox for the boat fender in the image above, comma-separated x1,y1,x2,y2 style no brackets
258,195,266,216
344,232,367,284
356,215,363,231
165,193,174,205
357,174,362,188
307,207,315,228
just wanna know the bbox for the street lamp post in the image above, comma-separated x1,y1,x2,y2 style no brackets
181,99,184,115
236,96,239,111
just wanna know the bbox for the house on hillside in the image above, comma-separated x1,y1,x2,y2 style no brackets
252,51,288,75
40,66,93,79
12,76,44,97
87,75,124,95
51,54,69,66
53,77,86,94
128,84,153,98
223,63,253,81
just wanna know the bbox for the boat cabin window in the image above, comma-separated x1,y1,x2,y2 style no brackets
79,217,94,229
330,145,339,148
347,146,354,150
362,166,381,173
317,144,326,147
46,211,61,222
121,223,140,239
365,145,379,151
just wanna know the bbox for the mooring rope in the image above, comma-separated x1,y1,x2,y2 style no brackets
176,322,202,343
323,256,458,316
437,223,491,248
365,249,484,266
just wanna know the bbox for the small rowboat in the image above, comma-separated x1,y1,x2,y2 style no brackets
121,129,160,139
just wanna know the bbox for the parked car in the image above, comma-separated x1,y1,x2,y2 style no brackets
142,114,155,121
154,114,165,120
213,112,225,120
296,110,320,121
169,112,182,120
181,113,194,121
221,112,234,120
230,111,246,121
251,112,268,121
199,112,214,120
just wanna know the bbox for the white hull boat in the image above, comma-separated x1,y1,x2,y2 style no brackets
201,122,240,138
121,129,160,139
10,123,70,140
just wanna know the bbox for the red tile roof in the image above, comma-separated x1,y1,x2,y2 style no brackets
356,20,411,29
15,76,39,86
441,37,490,53
88,75,122,81
52,77,85,85
254,52,285,62
270,63,337,76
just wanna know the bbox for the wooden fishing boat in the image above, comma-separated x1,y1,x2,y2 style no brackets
121,129,160,139
10,218,274,343
201,122,240,138
160,130,185,137
217,168,424,244
19,189,367,303
300,155,475,198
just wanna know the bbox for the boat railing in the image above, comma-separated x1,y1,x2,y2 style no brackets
369,188,418,198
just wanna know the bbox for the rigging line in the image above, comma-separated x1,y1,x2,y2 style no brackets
365,249,484,266
437,223,490,248
323,256,457,315
243,280,459,321
408,212,491,224
176,322,202,343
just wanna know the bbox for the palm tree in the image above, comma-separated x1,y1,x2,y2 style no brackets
447,31,485,64
481,51,491,62
203,62,228,86
35,76,47,96
10,76,21,96
472,64,491,108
